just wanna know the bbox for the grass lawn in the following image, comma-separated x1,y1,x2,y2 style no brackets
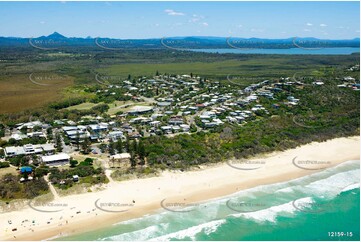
0,166,18,177
64,100,153,115
65,102,99,111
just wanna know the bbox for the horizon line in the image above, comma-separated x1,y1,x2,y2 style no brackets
1,33,360,41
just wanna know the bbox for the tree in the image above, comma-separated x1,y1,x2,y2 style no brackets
125,136,130,152
132,140,138,154
55,133,63,152
8,138,16,145
130,152,136,168
20,126,27,134
83,158,93,165
91,104,109,113
98,143,107,153
70,159,78,168
46,127,53,141
138,140,146,165
81,138,91,154
108,140,115,155
75,131,80,150
116,139,123,153
33,125,42,132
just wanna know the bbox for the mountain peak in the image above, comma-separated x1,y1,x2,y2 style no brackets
47,32,66,39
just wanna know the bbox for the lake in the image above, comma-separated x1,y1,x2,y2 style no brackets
191,47,360,55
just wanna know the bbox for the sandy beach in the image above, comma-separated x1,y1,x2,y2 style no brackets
0,136,359,241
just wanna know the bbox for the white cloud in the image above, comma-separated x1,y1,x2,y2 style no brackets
189,14,204,23
165,9,185,16
40,21,46,24
202,22,209,27
238,24,243,28
306,23,313,26
320,24,327,27
303,29,311,32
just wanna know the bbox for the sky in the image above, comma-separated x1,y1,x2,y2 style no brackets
0,1,359,39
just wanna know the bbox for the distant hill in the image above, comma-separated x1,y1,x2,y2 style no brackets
0,32,359,49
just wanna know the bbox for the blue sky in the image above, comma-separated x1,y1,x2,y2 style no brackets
0,1,359,39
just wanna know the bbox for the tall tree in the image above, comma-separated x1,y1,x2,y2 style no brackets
108,140,115,155
81,138,91,154
130,152,136,168
75,131,80,150
138,140,146,165
116,138,123,153
55,133,63,152
132,140,138,154
125,136,130,152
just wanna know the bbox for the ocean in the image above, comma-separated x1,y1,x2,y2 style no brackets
190,48,360,55
56,160,360,241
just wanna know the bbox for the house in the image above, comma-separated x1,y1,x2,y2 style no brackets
16,121,43,131
108,131,124,141
41,144,56,155
41,153,70,166
180,124,190,132
110,153,131,164
352,84,360,90
149,121,161,127
128,132,141,139
168,117,184,125
312,81,324,85
161,126,172,134
204,122,218,128
272,103,281,109
72,175,79,182
343,76,355,82
10,133,27,141
157,101,172,107
4,144,55,157
88,124,108,133
27,132,45,138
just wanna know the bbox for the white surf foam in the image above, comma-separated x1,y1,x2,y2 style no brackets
149,219,226,241
230,197,313,223
341,183,360,193
104,223,169,241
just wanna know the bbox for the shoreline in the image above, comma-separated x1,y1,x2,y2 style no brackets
0,136,359,241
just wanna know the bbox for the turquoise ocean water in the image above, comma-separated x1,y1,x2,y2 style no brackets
56,160,360,241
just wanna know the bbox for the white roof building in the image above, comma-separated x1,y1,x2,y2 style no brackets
41,153,70,165
110,153,131,160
